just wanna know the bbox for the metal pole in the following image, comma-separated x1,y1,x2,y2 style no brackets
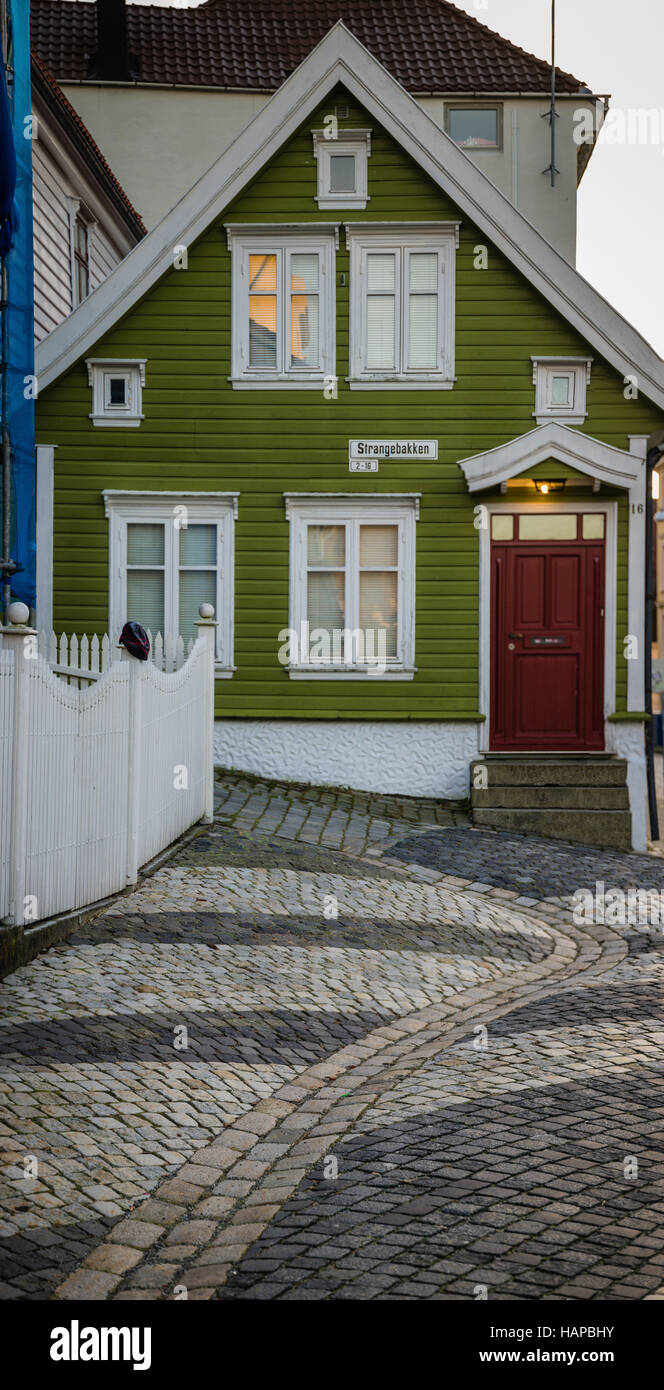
1,0,14,622
550,0,556,186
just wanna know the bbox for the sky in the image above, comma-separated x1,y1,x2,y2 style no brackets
128,1,664,354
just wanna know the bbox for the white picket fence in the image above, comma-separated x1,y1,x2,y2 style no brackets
0,607,216,928
37,628,196,687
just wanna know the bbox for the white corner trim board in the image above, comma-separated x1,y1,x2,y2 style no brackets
35,25,664,410
35,444,55,631
213,720,481,799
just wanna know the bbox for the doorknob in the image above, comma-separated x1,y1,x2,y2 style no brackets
508,631,523,639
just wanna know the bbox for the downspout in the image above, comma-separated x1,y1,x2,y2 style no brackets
645,439,664,840
1,0,14,621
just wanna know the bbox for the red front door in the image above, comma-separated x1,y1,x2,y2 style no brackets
491,519,605,751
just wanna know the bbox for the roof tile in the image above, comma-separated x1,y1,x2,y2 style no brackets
31,0,587,94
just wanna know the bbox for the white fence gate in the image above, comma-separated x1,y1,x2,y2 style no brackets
0,606,216,928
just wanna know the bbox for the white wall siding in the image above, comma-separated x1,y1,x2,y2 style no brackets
33,139,73,342
32,120,137,343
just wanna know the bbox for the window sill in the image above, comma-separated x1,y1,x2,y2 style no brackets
347,377,455,391
229,376,330,391
214,665,235,679
288,666,415,681
533,412,588,426
90,414,144,428
315,196,368,210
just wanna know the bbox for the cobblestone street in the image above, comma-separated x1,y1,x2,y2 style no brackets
1,773,663,1301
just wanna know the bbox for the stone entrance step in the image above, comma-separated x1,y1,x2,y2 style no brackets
470,755,632,850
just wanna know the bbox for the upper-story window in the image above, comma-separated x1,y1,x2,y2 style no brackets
312,129,371,209
86,359,146,427
69,201,95,306
531,357,593,424
346,224,458,388
445,105,502,150
226,225,337,388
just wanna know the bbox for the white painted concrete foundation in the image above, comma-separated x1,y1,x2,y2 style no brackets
213,720,481,800
605,719,648,852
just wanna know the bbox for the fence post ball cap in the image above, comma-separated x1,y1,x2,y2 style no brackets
8,601,30,625
198,602,215,619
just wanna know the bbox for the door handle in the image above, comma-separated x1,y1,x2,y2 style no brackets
508,632,523,639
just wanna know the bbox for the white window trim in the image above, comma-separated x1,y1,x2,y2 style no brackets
103,491,238,674
532,356,592,425
87,359,146,427
284,493,419,679
346,223,458,388
226,224,337,389
312,128,371,209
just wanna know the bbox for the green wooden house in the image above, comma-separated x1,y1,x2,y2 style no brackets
34,25,664,851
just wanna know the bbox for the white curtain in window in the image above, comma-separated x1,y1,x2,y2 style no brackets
359,524,398,659
126,524,165,635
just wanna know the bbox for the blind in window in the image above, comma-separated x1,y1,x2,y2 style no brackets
290,253,319,369
249,253,278,367
408,253,438,369
366,254,396,370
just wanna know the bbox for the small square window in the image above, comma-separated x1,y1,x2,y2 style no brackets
446,106,501,149
87,360,146,427
312,128,370,209
582,513,605,539
532,358,592,424
491,514,514,541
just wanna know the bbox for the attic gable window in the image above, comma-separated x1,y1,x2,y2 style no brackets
346,224,458,388
226,225,337,388
532,357,592,425
312,129,371,209
86,359,146,427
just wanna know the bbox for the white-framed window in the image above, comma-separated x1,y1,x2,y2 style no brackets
103,492,238,672
87,359,146,427
445,105,502,150
312,128,371,209
284,494,419,678
226,225,337,388
532,357,592,425
346,225,458,387
68,198,96,308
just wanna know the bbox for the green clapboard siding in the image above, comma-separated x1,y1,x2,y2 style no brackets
37,90,661,721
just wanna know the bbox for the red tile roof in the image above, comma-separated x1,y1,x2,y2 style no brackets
32,50,147,237
31,0,587,95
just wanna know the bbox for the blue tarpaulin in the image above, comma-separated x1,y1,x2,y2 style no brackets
1,0,35,609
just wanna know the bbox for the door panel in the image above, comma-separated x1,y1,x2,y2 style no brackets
491,532,604,751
